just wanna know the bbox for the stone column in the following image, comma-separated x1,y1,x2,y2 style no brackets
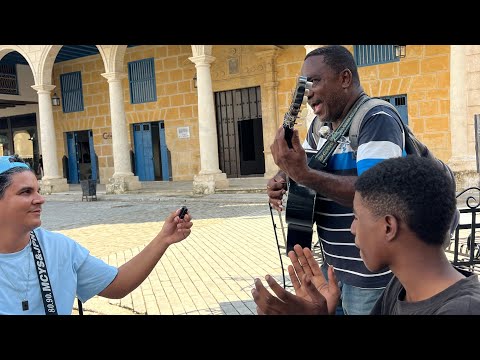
101,72,141,194
189,54,228,194
31,84,68,194
256,49,280,179
448,45,478,189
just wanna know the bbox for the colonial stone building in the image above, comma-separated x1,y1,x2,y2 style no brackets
0,45,478,193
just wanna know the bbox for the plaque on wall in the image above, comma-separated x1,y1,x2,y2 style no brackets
177,126,190,139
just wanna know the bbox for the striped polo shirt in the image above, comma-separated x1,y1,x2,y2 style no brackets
303,105,406,288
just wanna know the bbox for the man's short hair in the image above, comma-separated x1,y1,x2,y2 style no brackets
355,155,456,246
305,45,360,86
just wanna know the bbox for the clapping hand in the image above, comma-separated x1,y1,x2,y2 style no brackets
251,244,340,315
252,273,329,315
288,244,341,315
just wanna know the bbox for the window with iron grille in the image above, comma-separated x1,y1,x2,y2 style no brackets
354,45,399,67
128,58,157,104
379,94,409,125
60,71,84,113
0,64,19,95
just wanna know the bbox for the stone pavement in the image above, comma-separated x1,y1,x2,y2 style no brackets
40,177,475,315
40,177,303,315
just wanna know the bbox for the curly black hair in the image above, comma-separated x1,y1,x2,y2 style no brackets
355,155,456,246
304,45,360,86
0,154,34,199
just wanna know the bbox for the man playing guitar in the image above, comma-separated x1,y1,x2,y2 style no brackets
267,45,405,315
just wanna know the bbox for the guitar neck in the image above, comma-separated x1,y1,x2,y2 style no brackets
284,125,294,148
283,107,300,149
282,76,310,150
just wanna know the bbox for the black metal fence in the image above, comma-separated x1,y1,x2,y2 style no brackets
446,186,480,272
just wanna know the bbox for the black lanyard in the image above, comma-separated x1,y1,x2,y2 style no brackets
30,231,57,315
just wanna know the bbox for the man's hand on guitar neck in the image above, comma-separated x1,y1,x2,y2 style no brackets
267,172,286,211
270,127,310,183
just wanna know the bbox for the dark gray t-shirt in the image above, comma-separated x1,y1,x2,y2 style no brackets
370,268,480,315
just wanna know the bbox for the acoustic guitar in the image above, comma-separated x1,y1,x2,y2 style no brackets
282,76,317,254
283,92,371,255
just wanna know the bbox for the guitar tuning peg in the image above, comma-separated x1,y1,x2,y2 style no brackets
306,81,313,89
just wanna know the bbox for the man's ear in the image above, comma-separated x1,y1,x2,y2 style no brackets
384,214,399,243
341,68,352,88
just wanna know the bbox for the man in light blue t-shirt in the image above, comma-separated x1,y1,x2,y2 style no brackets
0,154,193,315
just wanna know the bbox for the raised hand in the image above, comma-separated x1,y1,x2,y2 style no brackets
251,273,329,315
158,208,193,246
288,244,341,315
270,127,308,183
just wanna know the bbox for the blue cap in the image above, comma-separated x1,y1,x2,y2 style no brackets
0,156,30,175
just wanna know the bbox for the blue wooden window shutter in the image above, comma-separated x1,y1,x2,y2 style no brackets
379,94,409,125
60,71,84,113
354,45,399,67
128,58,157,104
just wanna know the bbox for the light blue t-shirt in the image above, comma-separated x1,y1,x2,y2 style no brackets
0,227,118,315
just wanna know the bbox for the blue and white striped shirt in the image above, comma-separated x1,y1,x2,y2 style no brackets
304,105,405,288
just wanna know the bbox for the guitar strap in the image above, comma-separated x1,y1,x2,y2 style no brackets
308,93,370,170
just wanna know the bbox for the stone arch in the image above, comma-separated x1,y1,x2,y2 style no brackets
0,45,37,82
36,45,63,86
38,45,120,87
97,45,128,74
